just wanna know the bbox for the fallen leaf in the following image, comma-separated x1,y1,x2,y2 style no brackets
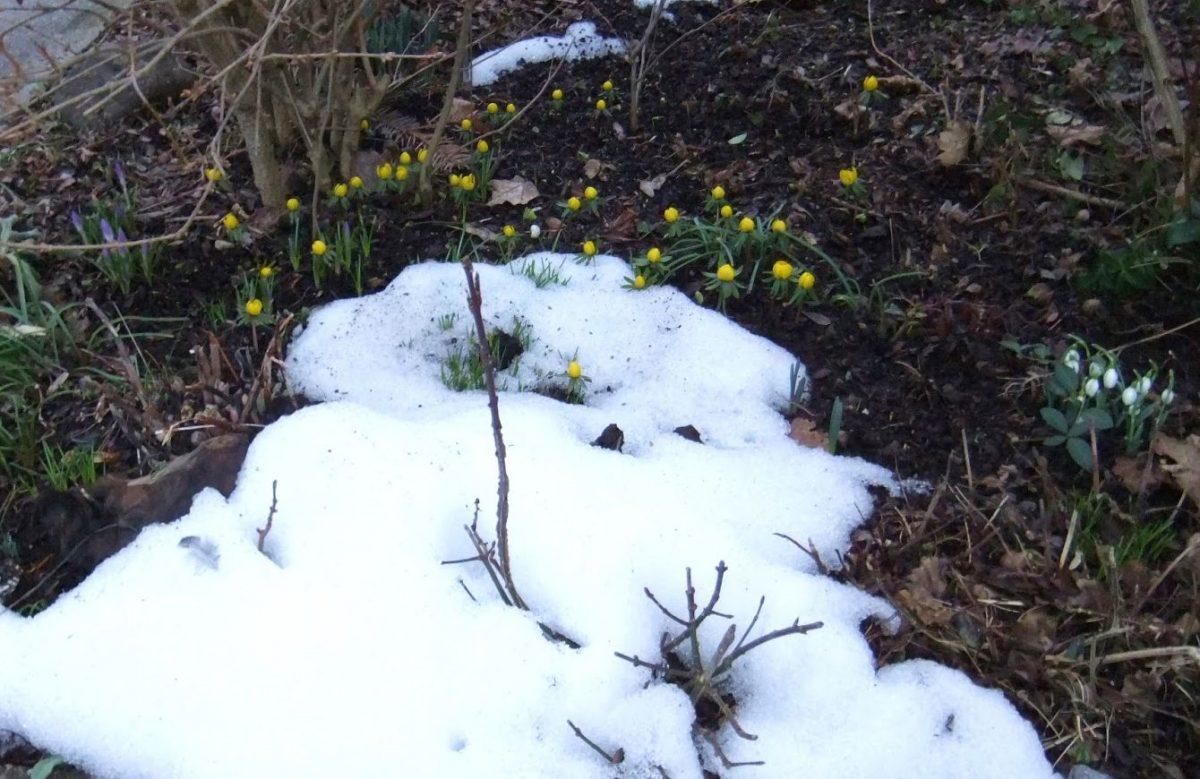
788,417,828,449
449,97,474,123
487,177,539,206
1046,122,1106,147
463,223,500,242
896,557,954,625
639,173,667,197
833,98,865,122
1151,434,1200,508
583,158,603,179
936,120,972,166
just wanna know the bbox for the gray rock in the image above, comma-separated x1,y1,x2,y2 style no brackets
1068,766,1113,779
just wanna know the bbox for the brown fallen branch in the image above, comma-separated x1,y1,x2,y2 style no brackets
567,720,625,765
1016,177,1124,210
256,479,278,553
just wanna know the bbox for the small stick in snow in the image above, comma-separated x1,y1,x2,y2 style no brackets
567,720,625,765
256,480,278,553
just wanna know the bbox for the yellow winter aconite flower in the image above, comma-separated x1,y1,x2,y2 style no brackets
582,239,597,256
487,102,499,114
584,186,598,200
863,75,879,92
400,151,413,165
460,173,477,192
772,260,793,280
222,213,239,231
312,239,327,256
460,118,472,131
503,224,516,238
711,185,725,200
476,139,490,154
717,264,736,282
506,103,517,114
286,197,300,212
349,176,364,189
333,183,349,198
567,360,582,380
259,266,274,279
205,167,222,183
551,88,564,101
646,247,662,263
595,98,607,111
245,298,263,317
449,173,461,186
602,79,614,92
771,218,787,233
377,163,393,180
567,196,582,211
417,148,428,163
360,118,370,130
720,204,733,218
395,166,409,181
738,216,755,233
634,275,646,289
799,271,816,289
664,206,680,223
839,167,858,187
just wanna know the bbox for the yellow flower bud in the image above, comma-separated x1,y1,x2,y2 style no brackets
582,239,597,256
771,218,787,233
312,239,327,256
259,266,273,279
664,207,680,223
863,75,879,92
449,173,461,186
567,196,582,211
400,151,413,165
503,224,516,238
476,139,489,154
738,216,755,233
584,186,598,200
417,148,428,163
772,260,793,281
486,102,499,114
506,103,516,114
551,88,564,101
245,298,263,317
602,79,614,92
377,163,393,180
395,166,408,181
711,185,725,201
334,183,348,198
349,176,363,189
222,213,239,231
634,275,646,289
285,197,300,212
720,204,733,218
839,167,858,187
646,247,662,263
567,360,582,380
595,98,607,111
360,118,370,130
717,264,736,282
460,173,476,192
205,167,222,183
799,271,816,289
460,118,472,131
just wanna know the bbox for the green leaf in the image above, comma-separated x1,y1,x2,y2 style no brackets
1057,152,1085,181
31,756,65,779
1079,407,1114,430
1040,407,1069,432
1044,434,1066,447
727,132,747,145
1166,216,1200,248
1054,362,1080,393
1067,436,1094,471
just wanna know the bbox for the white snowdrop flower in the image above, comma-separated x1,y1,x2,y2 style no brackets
1064,349,1081,371
1122,386,1139,406
1102,367,1119,389
529,224,542,239
1161,388,1175,404
1137,376,1153,395
1088,360,1104,379
1084,378,1100,397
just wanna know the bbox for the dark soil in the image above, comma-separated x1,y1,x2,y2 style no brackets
1,0,1198,776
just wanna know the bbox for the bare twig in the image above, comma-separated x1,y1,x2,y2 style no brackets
567,721,625,765
1016,177,1124,209
256,480,278,553
772,533,829,575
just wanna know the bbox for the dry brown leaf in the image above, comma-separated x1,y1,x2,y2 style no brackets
463,223,500,242
583,158,603,179
1046,123,1106,146
788,417,828,449
896,557,954,625
639,173,667,197
833,98,865,122
936,120,972,166
1151,434,1200,508
449,97,474,123
487,177,539,206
